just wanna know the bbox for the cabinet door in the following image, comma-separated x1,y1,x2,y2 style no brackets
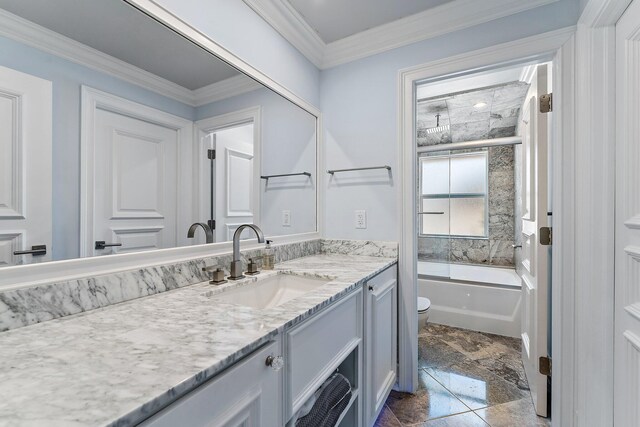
140,339,283,427
364,266,397,426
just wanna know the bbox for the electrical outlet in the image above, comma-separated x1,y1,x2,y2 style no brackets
355,210,367,229
282,210,291,227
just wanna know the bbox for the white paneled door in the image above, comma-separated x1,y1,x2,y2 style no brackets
519,63,550,417
214,124,255,242
615,1,640,425
0,66,52,266
81,87,192,256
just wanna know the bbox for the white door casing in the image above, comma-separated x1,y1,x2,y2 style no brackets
81,86,193,257
615,1,640,425
519,63,550,417
194,107,261,243
0,65,52,266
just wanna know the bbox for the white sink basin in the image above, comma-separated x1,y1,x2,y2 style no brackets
212,274,329,309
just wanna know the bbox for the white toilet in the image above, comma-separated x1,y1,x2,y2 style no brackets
418,297,431,331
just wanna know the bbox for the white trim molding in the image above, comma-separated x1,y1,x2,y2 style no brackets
397,26,573,399
244,0,559,69
128,0,321,118
193,75,263,107
0,8,262,107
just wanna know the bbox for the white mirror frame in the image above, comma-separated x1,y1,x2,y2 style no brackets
0,0,323,289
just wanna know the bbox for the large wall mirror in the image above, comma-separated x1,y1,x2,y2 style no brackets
0,0,317,267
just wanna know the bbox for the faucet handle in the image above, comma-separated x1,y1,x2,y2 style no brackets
202,266,227,284
245,258,260,275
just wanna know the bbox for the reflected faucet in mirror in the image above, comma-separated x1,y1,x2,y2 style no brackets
187,223,213,244
230,224,265,280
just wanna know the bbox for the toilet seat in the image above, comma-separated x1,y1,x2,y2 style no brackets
418,297,431,313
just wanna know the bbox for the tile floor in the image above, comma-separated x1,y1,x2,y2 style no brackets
375,323,550,426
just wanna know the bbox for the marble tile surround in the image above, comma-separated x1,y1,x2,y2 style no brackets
417,81,529,147
418,146,516,267
0,239,395,332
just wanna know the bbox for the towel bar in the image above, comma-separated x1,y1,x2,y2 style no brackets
327,165,391,174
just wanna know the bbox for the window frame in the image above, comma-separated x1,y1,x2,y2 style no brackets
419,150,489,239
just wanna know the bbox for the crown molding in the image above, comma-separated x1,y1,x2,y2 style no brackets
243,0,324,67
0,8,260,107
193,74,263,106
244,0,560,69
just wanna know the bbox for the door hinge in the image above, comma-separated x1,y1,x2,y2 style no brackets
539,356,552,376
540,227,552,245
207,149,216,160
540,93,552,113
207,219,216,230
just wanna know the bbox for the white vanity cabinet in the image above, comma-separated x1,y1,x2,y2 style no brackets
363,265,398,426
139,338,283,427
285,287,363,426
138,264,397,427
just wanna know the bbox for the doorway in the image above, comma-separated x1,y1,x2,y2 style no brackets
194,106,262,243
396,28,573,423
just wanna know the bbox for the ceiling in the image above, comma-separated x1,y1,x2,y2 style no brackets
0,0,239,90
287,0,454,43
244,0,559,69
416,81,530,145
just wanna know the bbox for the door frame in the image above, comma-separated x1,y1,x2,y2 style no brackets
194,106,262,242
397,27,574,399
80,86,194,257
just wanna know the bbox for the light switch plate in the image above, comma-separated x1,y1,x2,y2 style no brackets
282,210,291,227
355,210,366,229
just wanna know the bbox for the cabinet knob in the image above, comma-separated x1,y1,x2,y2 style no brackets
265,355,284,371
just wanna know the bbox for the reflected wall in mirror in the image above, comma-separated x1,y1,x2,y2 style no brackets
0,0,317,267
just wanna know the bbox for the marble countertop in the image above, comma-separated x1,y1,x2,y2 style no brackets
0,254,396,427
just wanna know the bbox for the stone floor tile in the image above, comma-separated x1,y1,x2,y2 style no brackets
475,398,551,427
426,360,529,410
385,370,470,425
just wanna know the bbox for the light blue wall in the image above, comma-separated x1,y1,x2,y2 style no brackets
0,35,196,260
320,0,579,241
197,88,317,238
155,0,321,108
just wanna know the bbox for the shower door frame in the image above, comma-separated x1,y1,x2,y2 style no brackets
397,26,575,412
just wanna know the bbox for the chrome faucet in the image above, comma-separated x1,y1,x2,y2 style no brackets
229,224,265,280
187,222,213,244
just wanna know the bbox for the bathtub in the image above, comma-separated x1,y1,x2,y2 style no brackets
418,261,522,337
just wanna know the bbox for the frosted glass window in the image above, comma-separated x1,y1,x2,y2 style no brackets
450,198,486,236
450,153,487,194
421,198,449,235
421,156,449,195
419,150,488,238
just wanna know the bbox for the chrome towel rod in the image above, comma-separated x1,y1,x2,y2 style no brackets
261,172,311,180
327,165,391,174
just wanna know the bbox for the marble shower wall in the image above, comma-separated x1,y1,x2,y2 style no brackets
418,145,516,267
417,81,529,147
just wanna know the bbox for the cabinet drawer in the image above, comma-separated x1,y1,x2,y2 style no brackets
286,288,362,416
139,339,282,427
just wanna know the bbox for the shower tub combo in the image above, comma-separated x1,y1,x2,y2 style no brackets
418,261,522,338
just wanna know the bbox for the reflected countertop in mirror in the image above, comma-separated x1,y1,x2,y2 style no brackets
0,0,317,267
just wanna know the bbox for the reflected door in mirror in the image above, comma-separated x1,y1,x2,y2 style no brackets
82,88,192,256
0,66,52,266
213,124,255,242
